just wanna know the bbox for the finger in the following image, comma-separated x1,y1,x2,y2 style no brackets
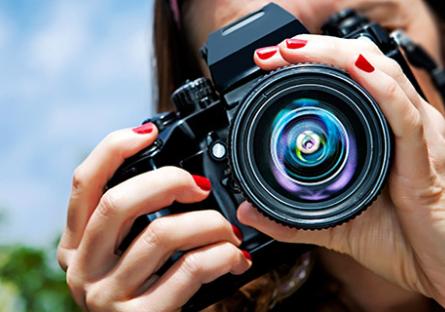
419,103,445,160
364,53,423,109
256,35,406,102
253,45,289,71
59,124,158,250
277,34,381,68
277,34,426,118
257,35,423,109
348,53,433,184
105,210,242,297
72,167,211,280
131,242,251,312
237,201,333,246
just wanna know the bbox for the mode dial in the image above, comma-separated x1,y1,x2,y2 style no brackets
171,78,217,116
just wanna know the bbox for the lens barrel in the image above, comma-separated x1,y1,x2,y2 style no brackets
230,64,392,229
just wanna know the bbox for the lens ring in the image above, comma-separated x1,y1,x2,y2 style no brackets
229,64,392,229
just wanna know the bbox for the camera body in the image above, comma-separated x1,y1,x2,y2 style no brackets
108,4,421,310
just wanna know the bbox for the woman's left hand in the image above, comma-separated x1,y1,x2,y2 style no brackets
238,35,445,306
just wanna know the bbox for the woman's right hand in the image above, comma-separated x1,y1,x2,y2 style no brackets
57,123,251,312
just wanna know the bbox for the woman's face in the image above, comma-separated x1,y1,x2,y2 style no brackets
183,0,339,69
183,0,441,57
183,0,339,47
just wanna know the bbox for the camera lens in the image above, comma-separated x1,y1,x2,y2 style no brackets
230,65,391,229
270,101,356,201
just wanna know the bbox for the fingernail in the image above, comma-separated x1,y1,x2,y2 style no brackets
192,175,212,191
132,122,154,134
231,225,244,241
256,46,278,60
355,54,375,73
286,38,307,49
241,250,252,261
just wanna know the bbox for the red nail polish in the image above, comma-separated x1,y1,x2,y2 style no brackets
192,175,212,191
231,225,244,241
355,54,375,73
241,250,252,261
286,38,307,49
132,122,154,134
256,46,277,60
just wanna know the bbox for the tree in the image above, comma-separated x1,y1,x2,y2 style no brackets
0,242,79,312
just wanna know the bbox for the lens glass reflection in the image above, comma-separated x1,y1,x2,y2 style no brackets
256,97,360,202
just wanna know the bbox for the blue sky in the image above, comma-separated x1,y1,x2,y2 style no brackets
0,0,155,246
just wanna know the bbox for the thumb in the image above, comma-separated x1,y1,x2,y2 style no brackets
237,201,342,250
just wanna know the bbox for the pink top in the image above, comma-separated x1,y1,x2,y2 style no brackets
169,0,181,26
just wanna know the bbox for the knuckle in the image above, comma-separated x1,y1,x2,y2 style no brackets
160,166,190,181
383,79,400,99
103,130,127,159
97,191,121,218
206,210,227,228
405,111,423,134
158,166,194,189
72,165,87,192
386,58,404,80
143,219,168,247
215,215,230,232
224,243,241,263
180,253,202,277
66,267,84,295
85,283,113,311
324,38,339,55
159,165,187,175
355,37,381,54
103,130,123,146
56,247,68,271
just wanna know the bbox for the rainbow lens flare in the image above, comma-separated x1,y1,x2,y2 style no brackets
270,98,357,201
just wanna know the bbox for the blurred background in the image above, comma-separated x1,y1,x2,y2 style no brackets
0,0,155,310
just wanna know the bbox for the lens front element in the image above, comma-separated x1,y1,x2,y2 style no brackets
271,101,356,201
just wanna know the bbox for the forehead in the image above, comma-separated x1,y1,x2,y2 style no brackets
182,0,337,52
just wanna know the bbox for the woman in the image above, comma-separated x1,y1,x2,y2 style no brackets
57,0,445,311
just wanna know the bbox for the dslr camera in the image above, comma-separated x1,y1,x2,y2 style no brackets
108,3,423,310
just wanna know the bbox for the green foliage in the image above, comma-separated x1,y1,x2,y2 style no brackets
0,244,79,312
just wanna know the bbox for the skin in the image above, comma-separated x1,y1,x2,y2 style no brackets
58,0,445,311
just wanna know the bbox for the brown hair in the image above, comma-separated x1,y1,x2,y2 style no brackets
153,0,200,112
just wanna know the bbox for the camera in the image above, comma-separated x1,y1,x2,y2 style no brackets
107,4,422,310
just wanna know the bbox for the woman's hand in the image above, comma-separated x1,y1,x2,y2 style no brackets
334,0,445,112
238,35,445,306
299,0,444,111
57,124,251,312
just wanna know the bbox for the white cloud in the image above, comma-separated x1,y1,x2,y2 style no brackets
28,2,94,77
0,1,156,246
82,21,151,89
